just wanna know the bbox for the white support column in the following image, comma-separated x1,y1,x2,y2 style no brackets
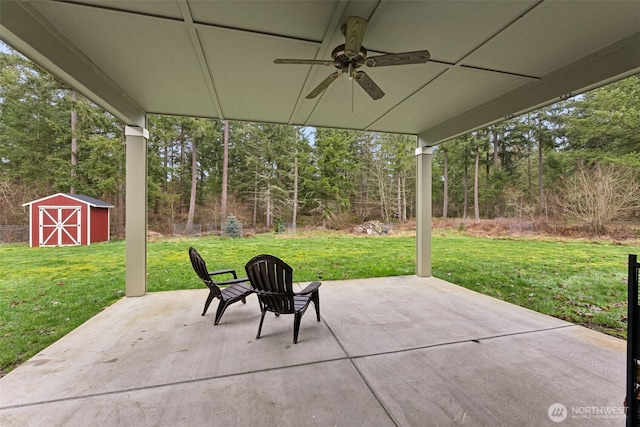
125,125,149,297
415,144,433,277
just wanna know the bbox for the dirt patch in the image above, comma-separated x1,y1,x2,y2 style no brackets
430,217,640,243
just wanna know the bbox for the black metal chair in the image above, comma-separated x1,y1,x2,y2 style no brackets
244,254,321,344
188,247,253,325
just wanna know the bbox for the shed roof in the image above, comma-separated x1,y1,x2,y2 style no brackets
22,193,114,209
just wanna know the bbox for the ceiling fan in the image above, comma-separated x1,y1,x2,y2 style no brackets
274,16,430,101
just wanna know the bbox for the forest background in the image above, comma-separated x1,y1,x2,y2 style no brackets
1,43,639,239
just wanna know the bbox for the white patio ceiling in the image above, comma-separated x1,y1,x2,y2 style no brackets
2,0,639,145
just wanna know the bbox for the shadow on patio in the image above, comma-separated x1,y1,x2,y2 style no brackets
0,276,626,426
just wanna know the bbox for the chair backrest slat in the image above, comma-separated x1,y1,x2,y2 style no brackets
245,254,295,314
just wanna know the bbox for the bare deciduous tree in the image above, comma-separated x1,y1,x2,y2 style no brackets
554,162,640,235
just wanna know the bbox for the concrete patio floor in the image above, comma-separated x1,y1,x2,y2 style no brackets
0,276,627,426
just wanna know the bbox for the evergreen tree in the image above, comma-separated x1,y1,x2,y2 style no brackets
222,214,242,238
312,128,357,227
565,75,640,154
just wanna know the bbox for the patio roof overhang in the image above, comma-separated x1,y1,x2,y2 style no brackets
2,1,639,141
1,0,639,293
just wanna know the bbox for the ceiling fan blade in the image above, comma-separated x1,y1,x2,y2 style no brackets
365,50,431,67
274,59,335,66
354,71,385,100
344,16,368,59
306,72,340,99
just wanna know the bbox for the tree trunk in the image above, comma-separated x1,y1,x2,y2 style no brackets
396,173,402,221
485,151,491,218
162,139,168,192
538,130,545,212
402,172,408,221
221,120,229,226
252,170,258,226
527,139,533,205
463,147,469,220
292,129,299,233
377,163,388,222
177,126,186,213
70,90,78,194
474,145,480,220
492,129,500,167
442,147,449,219
265,183,272,229
185,136,197,234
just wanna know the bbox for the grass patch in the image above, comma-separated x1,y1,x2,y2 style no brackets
432,231,632,337
0,230,635,376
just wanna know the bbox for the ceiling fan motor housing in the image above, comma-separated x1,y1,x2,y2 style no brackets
332,44,366,74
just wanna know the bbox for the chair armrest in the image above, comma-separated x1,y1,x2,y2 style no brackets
208,269,238,279
219,277,251,286
298,281,321,295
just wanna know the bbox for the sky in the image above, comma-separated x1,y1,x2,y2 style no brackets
0,41,12,53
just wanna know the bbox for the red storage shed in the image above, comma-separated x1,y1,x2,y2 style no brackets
22,193,114,247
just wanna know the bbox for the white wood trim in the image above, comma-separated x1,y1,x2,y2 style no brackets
38,206,82,246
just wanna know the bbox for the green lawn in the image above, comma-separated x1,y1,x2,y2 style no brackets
0,230,636,376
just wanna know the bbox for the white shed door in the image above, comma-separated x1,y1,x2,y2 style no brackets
39,206,82,246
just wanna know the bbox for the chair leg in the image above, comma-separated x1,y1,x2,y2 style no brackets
293,312,302,344
214,300,230,325
202,292,216,316
256,309,267,339
241,296,246,304
310,291,320,321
